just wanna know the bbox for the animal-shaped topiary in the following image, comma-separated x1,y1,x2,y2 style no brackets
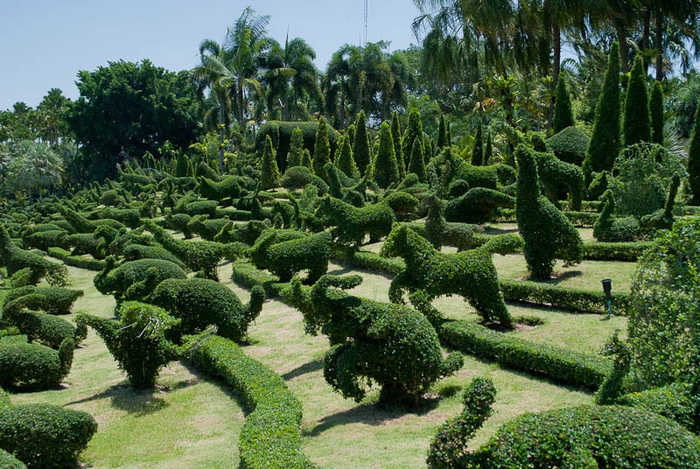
249,230,331,283
287,274,463,404
144,221,243,280
148,278,264,342
0,225,67,286
314,195,395,247
198,175,242,200
534,150,584,211
186,215,231,241
516,145,583,279
593,190,641,242
380,191,420,221
444,187,516,224
380,225,516,328
1,286,83,315
59,206,125,233
93,257,187,301
0,337,74,390
428,377,700,468
641,173,681,234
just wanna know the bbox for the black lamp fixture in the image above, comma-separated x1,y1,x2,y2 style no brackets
601,279,613,318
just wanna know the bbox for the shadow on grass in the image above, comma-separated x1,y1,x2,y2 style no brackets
65,378,197,416
305,395,442,436
326,265,355,276
282,359,323,381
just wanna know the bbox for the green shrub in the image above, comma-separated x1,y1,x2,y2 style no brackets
280,166,329,194
198,176,242,200
5,310,84,349
535,151,584,211
95,207,141,228
22,230,68,252
257,120,339,174
583,42,622,184
287,275,463,404
62,255,107,271
381,225,512,327
0,338,74,390
618,383,696,432
0,448,24,469
688,96,700,204
93,257,187,301
186,216,231,241
380,191,419,220
189,336,314,468
66,233,104,259
593,190,641,242
0,226,67,287
473,405,700,468
546,125,590,166
650,80,664,145
148,278,264,342
315,196,395,247
499,280,629,314
445,187,515,224
261,135,281,190
249,230,331,283
77,302,194,389
178,200,218,217
623,55,652,146
122,244,186,269
440,320,610,389
372,122,400,189
553,76,575,134
0,403,97,469
581,241,651,261
165,212,194,238
516,145,583,279
9,269,32,288
313,117,332,182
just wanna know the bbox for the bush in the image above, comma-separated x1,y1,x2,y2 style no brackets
62,255,107,271
553,76,575,134
0,449,24,469
381,225,512,327
186,216,231,241
77,302,191,388
178,200,218,217
445,188,515,224
593,190,641,242
0,403,97,469
4,310,84,349
188,336,314,468
256,120,339,174
22,230,68,252
249,230,331,283
516,145,583,279
582,241,652,261
0,225,67,286
440,320,610,389
546,126,590,166
315,196,395,247
280,166,329,193
198,176,242,200
93,257,187,301
148,278,264,342
474,405,700,468
499,279,629,314
618,383,696,432
0,338,74,390
535,151,584,211
286,275,463,404
261,135,281,190
623,55,651,146
372,122,400,189
122,243,186,269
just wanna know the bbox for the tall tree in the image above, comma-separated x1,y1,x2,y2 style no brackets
260,135,281,190
353,111,371,176
583,42,622,185
471,122,484,166
37,88,69,149
649,81,664,145
623,55,651,146
372,122,400,189
391,111,405,178
552,75,575,133
688,101,700,205
313,116,332,182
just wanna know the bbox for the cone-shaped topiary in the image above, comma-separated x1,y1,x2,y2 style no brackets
261,135,281,190
583,42,621,185
484,129,493,165
650,81,664,145
408,138,427,182
286,127,305,168
403,108,424,167
472,122,484,166
353,111,371,176
301,148,314,172
313,116,332,182
553,75,575,134
437,114,447,148
623,55,651,146
516,144,583,279
687,102,700,204
336,134,357,178
391,110,405,178
372,122,400,189
175,152,189,178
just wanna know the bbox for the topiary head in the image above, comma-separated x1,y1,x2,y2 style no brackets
462,377,497,418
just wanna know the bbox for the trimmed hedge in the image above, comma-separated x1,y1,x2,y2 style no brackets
440,320,611,389
0,403,97,469
94,257,188,301
4,310,84,349
62,255,107,271
546,125,590,165
1,286,83,315
0,448,25,468
148,278,264,342
500,280,629,314
0,338,74,390
249,230,331,283
315,196,395,247
618,383,696,432
188,336,314,468
0,225,67,286
582,241,652,261
122,244,187,269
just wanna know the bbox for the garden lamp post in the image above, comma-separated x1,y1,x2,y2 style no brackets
601,279,613,319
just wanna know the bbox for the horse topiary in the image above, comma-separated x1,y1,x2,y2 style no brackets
314,195,395,247
93,257,187,301
0,225,67,287
380,225,516,328
286,274,463,405
248,230,331,283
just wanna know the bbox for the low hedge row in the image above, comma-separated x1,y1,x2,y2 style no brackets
499,280,629,315
330,247,404,275
582,241,653,261
563,210,600,227
62,256,107,271
189,336,314,469
439,320,611,390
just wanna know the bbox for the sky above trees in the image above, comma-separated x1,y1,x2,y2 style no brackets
0,1,422,110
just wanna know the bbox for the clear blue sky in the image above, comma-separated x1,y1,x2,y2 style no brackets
0,1,423,110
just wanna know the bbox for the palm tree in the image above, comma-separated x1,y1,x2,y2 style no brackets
265,35,320,121
37,88,69,149
323,44,359,129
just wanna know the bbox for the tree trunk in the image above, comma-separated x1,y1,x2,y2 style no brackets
655,12,664,81
615,19,629,73
218,106,225,175
642,8,651,72
548,22,562,130
237,81,245,129
283,87,290,121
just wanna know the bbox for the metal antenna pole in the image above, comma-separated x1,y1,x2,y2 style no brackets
364,0,368,46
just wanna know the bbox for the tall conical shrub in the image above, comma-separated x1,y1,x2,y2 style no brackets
347,124,356,151
302,149,314,172
484,130,493,165
437,114,447,148
336,134,357,178
472,122,484,166
391,111,405,178
408,138,427,182
650,81,664,145
583,42,622,185
403,108,424,167
261,135,281,190
623,55,651,146
688,102,700,205
175,152,188,178
287,127,305,168
353,111,371,176
372,122,400,189
553,76,575,134
313,116,332,182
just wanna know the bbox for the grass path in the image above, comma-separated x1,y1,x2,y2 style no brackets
9,265,246,469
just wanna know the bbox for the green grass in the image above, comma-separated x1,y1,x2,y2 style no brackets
8,265,245,469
